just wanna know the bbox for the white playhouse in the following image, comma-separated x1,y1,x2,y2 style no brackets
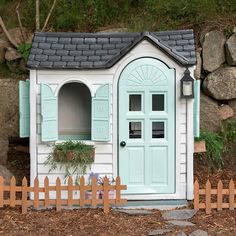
20,30,199,201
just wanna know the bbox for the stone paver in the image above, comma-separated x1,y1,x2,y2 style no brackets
162,209,197,220
167,220,195,227
148,229,172,235
115,209,154,215
189,229,208,236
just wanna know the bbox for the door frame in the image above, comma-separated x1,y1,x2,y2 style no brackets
112,48,192,200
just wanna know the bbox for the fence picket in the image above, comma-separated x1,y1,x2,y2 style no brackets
44,177,49,207
68,176,73,207
91,176,97,207
10,176,16,207
34,177,39,209
194,180,199,210
115,177,121,206
22,177,28,214
229,179,234,210
0,176,4,207
56,177,61,211
217,180,223,211
103,176,109,214
205,180,211,214
80,176,85,207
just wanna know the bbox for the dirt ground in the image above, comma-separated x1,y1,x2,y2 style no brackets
1,141,235,236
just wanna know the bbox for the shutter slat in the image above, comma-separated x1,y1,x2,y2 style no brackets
92,84,110,141
19,80,30,137
41,84,58,141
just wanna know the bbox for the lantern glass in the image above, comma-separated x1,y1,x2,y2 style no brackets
183,81,193,96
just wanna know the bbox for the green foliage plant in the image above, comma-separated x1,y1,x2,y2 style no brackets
44,141,95,181
220,120,236,143
196,129,224,170
17,43,32,61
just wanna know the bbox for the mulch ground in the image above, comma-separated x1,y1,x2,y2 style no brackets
1,141,235,236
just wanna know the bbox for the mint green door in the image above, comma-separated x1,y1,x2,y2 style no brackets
119,58,175,194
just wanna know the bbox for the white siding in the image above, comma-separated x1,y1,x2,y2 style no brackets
30,39,192,200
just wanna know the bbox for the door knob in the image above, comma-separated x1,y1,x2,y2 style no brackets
120,141,126,147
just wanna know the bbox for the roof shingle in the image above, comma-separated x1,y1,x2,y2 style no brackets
27,30,196,69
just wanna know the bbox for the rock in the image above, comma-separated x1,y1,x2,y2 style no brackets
200,92,221,132
0,165,13,185
148,229,171,235
0,47,5,64
0,79,20,139
115,209,154,215
194,49,202,79
0,140,9,165
202,31,226,72
189,229,208,236
162,209,197,220
228,99,236,121
168,220,195,227
218,104,234,120
225,34,236,65
233,27,236,33
175,232,187,236
0,38,11,49
203,66,236,100
5,47,22,61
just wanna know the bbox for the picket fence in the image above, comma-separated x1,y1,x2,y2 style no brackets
0,176,127,214
194,179,236,214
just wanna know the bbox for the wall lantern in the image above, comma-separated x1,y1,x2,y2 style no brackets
181,68,194,99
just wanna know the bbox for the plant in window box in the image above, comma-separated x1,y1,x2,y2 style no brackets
44,141,95,181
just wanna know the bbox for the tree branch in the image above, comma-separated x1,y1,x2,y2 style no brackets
36,0,40,30
0,16,18,48
16,2,26,43
41,0,57,32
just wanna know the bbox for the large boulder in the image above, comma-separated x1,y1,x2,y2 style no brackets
203,66,236,100
200,92,221,132
194,49,202,79
202,31,226,72
225,34,236,65
0,79,19,139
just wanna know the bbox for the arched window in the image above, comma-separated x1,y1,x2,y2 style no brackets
58,82,91,140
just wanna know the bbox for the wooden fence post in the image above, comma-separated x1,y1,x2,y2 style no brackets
22,177,28,214
44,177,49,207
0,176,4,208
34,177,39,209
205,180,211,214
56,177,61,211
229,179,234,210
68,176,73,208
80,176,85,207
217,180,223,211
194,180,199,210
10,176,16,207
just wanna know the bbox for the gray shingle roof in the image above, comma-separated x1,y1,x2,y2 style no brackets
27,30,196,69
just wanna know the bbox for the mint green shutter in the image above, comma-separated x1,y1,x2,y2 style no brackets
19,80,30,137
194,80,200,137
92,84,110,141
41,83,58,141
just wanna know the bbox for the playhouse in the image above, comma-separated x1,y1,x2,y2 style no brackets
20,30,199,200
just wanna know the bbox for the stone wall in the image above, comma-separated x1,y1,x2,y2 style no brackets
0,79,19,164
197,28,236,132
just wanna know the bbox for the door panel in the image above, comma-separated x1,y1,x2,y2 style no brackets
119,58,175,194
